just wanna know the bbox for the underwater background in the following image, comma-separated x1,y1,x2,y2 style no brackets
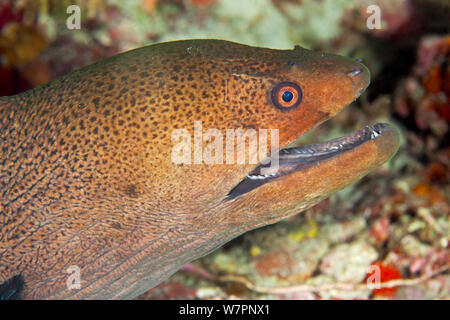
0,0,448,299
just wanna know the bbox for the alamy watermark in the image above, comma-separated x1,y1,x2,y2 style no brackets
171,121,279,174
65,3,383,31
366,264,382,289
66,5,81,30
366,5,382,30
66,265,81,290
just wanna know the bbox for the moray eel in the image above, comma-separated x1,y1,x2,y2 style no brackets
0,39,400,299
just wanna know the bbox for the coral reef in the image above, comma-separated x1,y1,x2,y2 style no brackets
0,0,448,300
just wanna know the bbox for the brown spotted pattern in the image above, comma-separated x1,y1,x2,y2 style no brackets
0,40,381,299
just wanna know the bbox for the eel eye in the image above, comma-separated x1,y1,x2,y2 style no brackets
271,81,302,110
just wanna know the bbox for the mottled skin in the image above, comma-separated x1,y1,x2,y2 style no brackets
0,40,399,299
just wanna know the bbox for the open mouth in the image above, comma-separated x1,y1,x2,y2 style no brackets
225,123,389,200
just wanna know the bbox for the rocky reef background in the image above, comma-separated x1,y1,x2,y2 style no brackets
0,0,448,299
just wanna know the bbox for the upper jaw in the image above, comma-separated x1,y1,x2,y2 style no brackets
225,123,390,200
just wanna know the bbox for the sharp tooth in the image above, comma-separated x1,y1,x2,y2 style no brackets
247,175,264,180
247,173,278,180
369,126,380,139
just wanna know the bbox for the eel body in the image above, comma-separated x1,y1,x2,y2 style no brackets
0,39,400,299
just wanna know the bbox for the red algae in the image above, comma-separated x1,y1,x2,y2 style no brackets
365,261,403,298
